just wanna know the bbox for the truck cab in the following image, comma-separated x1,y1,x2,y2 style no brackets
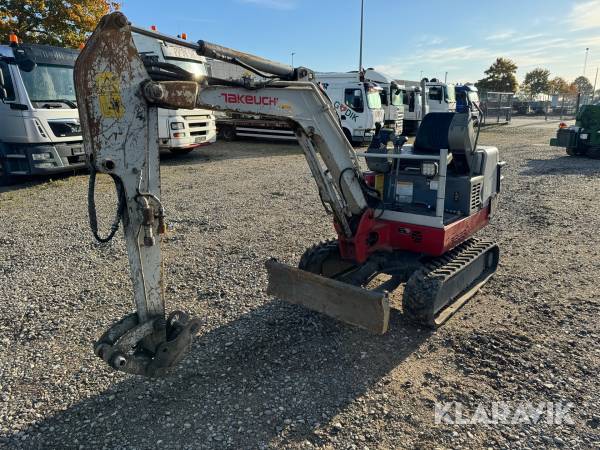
0,42,84,182
314,72,385,145
400,84,422,134
364,69,404,134
455,84,480,120
425,79,456,113
400,79,456,134
133,32,216,154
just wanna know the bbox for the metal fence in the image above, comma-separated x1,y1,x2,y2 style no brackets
548,93,594,118
480,92,514,124
508,93,595,120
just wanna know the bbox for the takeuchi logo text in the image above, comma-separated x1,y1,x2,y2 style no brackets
220,93,278,106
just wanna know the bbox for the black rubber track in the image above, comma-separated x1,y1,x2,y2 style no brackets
402,238,499,327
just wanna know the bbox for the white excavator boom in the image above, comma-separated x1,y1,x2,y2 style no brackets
74,12,388,376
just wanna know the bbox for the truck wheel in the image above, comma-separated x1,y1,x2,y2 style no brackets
0,159,15,187
586,146,600,159
566,147,577,157
220,126,236,142
169,147,195,156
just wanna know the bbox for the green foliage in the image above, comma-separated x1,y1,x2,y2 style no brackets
521,68,550,97
548,77,570,94
476,58,518,93
0,0,120,48
570,76,593,94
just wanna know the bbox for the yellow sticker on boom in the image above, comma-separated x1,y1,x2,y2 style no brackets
96,72,124,119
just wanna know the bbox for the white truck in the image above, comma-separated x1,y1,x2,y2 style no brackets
363,68,404,134
314,72,385,145
400,78,457,134
0,41,84,184
133,32,216,154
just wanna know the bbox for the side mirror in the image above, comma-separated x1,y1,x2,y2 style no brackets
18,59,36,72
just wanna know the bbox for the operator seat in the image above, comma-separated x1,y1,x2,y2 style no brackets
413,112,476,174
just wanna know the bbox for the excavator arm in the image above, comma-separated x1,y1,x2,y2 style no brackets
75,13,386,377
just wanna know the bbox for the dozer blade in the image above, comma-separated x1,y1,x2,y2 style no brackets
266,259,390,334
403,239,499,328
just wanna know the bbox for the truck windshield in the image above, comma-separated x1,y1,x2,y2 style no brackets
467,91,479,103
391,89,403,106
20,64,76,106
366,88,382,109
444,85,456,103
167,59,206,81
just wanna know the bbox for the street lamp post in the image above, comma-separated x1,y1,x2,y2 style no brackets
291,52,295,68
593,67,599,102
583,47,590,77
358,0,364,73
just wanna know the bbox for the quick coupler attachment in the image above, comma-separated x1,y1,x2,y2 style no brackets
93,311,201,377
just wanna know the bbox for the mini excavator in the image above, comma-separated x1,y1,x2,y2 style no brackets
75,13,504,377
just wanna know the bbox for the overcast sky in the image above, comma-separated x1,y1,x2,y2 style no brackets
121,0,600,84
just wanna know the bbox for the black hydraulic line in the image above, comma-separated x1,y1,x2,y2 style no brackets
224,57,279,80
145,62,197,82
88,166,126,243
473,102,484,150
197,40,295,79
338,167,384,218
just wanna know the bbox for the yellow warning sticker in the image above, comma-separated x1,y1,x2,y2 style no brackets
95,72,124,119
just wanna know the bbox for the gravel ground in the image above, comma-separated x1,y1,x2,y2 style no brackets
0,122,599,449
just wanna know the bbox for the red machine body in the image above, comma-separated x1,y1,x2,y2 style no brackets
335,206,490,264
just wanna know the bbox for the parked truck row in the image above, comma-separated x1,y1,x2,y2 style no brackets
0,30,480,184
215,74,473,144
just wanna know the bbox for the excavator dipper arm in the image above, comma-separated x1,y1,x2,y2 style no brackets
74,13,386,377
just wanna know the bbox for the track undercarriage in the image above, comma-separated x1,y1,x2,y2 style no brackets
269,238,499,330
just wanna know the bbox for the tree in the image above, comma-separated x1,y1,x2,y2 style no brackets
570,76,593,94
521,68,550,97
0,0,120,48
476,58,519,93
548,76,570,95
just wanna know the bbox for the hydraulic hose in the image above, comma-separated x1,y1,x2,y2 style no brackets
88,166,126,243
